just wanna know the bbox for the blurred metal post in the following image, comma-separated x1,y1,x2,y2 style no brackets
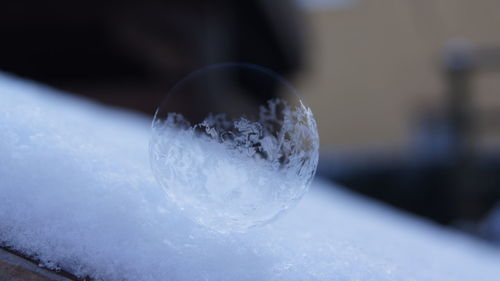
443,40,476,222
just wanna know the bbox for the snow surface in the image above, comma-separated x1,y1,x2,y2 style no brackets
1,72,500,281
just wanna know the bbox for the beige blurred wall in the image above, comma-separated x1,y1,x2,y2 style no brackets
296,0,500,150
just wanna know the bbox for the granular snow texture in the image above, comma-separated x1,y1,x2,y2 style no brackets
1,72,500,281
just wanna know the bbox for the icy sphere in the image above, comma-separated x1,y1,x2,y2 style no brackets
150,63,319,233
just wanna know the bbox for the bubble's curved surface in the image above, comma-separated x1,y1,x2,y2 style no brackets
150,63,319,233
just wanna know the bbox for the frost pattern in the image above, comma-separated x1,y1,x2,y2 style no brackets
150,99,319,233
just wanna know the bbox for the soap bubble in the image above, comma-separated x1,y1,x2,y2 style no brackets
150,63,319,233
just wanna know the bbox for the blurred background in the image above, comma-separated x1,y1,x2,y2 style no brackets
2,0,500,243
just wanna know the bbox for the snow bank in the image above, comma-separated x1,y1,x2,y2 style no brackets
1,72,500,281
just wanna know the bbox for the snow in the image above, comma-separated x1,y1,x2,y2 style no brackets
1,72,500,280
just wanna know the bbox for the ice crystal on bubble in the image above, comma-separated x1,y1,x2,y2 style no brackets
150,98,319,233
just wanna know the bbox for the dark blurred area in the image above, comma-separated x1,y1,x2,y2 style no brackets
0,0,303,113
320,39,500,240
2,0,500,243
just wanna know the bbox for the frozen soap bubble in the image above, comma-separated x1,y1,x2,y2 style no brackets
150,63,319,233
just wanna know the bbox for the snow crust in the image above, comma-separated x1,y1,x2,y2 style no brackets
1,72,500,281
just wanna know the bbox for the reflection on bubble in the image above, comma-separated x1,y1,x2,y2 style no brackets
150,63,319,233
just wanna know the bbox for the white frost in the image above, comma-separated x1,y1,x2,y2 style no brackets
150,99,319,233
